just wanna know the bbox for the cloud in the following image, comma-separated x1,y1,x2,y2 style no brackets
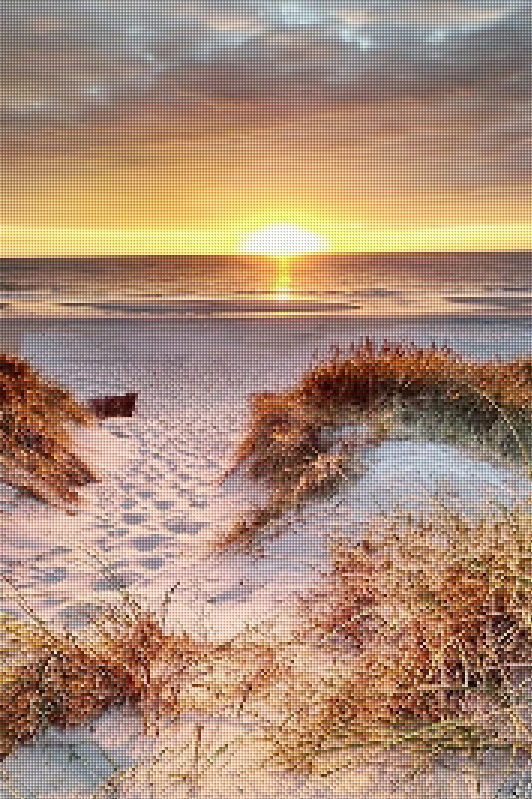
2,1,530,126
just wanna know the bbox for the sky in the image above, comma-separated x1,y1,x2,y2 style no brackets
1,1,531,256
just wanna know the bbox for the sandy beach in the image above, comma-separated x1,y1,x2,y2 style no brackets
1,318,532,798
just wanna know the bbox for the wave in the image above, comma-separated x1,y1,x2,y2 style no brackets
447,295,532,308
59,299,361,315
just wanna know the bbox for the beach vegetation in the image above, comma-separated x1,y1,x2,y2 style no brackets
0,352,98,508
1,339,532,796
216,339,532,551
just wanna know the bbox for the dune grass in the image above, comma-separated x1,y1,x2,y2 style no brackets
1,339,532,796
0,352,98,507
238,340,532,466
215,339,532,552
260,503,532,776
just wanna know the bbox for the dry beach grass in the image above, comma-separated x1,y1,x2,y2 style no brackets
265,506,532,775
217,339,532,552
235,339,532,472
0,352,98,508
1,340,532,796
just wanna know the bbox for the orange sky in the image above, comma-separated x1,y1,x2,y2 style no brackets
2,94,531,256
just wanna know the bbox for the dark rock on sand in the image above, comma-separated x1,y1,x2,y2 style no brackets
88,393,137,419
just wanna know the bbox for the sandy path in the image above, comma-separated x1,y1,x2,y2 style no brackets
1,410,531,797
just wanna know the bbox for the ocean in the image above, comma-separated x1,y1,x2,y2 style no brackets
1,253,531,323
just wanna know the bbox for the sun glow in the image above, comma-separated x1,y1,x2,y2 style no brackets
239,224,329,257
271,257,293,298
1,222,529,258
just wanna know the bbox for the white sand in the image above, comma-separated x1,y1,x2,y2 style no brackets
1,411,531,798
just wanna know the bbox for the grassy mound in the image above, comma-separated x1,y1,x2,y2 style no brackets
218,340,532,550
0,352,98,506
262,504,532,774
238,340,532,473
0,593,214,760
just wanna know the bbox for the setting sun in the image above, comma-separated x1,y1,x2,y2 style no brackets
239,224,329,257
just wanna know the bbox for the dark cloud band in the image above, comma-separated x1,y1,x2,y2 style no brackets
2,1,529,125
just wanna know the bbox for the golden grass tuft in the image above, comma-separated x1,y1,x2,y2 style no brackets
0,613,128,757
0,602,220,759
257,503,532,773
0,352,98,506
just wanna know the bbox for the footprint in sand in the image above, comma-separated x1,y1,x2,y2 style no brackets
122,512,147,526
91,572,137,591
58,603,109,630
104,526,130,538
140,556,166,570
165,519,204,535
130,534,171,552
153,499,174,511
38,568,68,585
136,489,154,499
189,497,208,508
42,597,64,608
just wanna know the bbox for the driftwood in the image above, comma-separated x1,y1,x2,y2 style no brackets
87,393,137,419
